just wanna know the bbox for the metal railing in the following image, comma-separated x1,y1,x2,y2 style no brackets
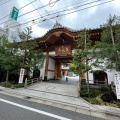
24,77,42,89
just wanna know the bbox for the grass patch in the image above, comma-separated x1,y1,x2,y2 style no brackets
80,86,120,108
0,81,24,88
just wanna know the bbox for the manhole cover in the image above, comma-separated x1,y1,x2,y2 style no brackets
46,86,55,90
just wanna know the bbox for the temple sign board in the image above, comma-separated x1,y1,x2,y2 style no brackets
55,45,72,56
114,72,120,99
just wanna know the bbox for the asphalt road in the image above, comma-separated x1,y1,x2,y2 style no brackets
0,93,104,120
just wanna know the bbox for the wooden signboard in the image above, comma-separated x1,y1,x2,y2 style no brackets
55,45,72,56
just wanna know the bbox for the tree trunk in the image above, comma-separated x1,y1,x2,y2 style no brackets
86,58,90,98
84,30,90,98
110,26,119,70
6,70,9,83
78,75,81,97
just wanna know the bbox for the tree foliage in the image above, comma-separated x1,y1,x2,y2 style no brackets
0,27,45,82
0,35,20,82
94,15,120,71
18,27,45,75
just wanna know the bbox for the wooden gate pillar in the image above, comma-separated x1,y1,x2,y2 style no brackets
44,49,49,80
54,60,61,79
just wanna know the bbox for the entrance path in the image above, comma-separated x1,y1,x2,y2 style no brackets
27,82,79,97
43,76,79,86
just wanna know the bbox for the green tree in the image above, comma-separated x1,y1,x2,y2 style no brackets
94,15,120,71
18,27,45,78
70,29,94,98
0,35,20,83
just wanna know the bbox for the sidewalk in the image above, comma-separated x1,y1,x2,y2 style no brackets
0,85,120,120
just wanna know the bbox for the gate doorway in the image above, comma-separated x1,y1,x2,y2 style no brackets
93,70,108,85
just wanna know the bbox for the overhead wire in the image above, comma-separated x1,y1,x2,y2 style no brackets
6,0,115,30
0,0,60,25
28,0,115,28
0,0,11,6
38,0,56,23
1,0,102,25
0,0,37,21
15,2,86,22
14,0,89,23
18,0,109,25
28,0,42,17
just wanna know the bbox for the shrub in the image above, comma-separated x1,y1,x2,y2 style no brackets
90,89,102,98
80,86,88,97
113,101,120,108
0,81,24,88
0,81,12,88
99,86,110,92
13,84,24,88
101,91,116,102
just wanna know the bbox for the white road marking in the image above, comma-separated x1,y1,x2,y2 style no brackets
0,98,72,120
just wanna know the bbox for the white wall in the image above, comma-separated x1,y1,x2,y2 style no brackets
87,59,116,84
48,57,55,79
4,19,21,42
106,70,116,84
48,72,54,79
39,52,46,79
49,51,55,55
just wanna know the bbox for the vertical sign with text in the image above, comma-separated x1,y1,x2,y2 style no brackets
10,6,19,20
18,68,25,84
114,72,120,99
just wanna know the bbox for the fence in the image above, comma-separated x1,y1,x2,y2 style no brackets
24,77,42,89
89,80,108,86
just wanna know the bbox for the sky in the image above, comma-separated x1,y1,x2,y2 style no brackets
0,0,120,38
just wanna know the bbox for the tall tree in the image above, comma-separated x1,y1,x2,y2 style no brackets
0,35,20,83
70,29,94,98
94,15,120,71
18,27,45,78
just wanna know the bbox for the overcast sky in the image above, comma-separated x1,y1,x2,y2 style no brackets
0,0,120,38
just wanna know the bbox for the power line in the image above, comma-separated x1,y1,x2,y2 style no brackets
6,0,115,30
0,0,11,6
39,0,49,15
15,0,89,23
19,0,105,25
0,0,37,21
28,0,115,28
3,0,102,25
38,0,56,23
0,0,60,25
28,0,42,17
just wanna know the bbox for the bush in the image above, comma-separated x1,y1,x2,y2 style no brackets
113,101,120,108
90,89,102,98
99,86,110,92
101,91,117,102
80,86,88,97
89,98,100,104
0,81,12,87
13,84,24,88
0,81,24,88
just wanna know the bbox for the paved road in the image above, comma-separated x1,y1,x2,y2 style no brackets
0,93,104,120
